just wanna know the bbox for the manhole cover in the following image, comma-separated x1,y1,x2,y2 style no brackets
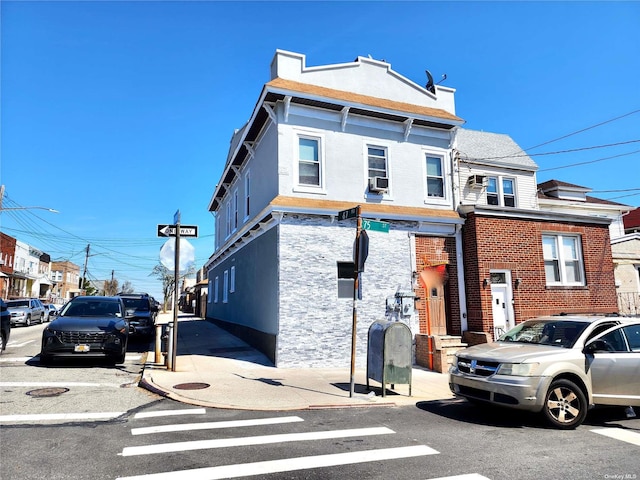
26,387,69,398
173,382,210,390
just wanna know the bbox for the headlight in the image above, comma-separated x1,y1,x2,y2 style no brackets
497,362,539,376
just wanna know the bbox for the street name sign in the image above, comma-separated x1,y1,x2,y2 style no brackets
157,224,199,237
361,219,389,233
337,207,359,221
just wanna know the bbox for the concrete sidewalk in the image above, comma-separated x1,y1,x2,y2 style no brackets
140,313,454,411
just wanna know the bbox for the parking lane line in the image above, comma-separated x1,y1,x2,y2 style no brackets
1,412,125,423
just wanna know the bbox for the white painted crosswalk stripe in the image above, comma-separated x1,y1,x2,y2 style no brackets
131,415,305,435
134,408,207,419
116,445,439,480
0,381,121,388
590,428,640,446
1,412,125,423
429,475,492,480
120,426,395,456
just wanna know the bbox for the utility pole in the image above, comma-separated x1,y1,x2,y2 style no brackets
80,244,90,291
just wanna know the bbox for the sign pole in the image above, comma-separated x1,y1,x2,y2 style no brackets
349,205,362,398
171,211,181,372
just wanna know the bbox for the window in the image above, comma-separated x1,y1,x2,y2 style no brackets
225,202,231,238
208,278,213,303
230,266,236,293
214,276,219,303
426,155,444,198
233,190,239,231
298,137,321,186
487,176,516,207
244,172,250,219
223,270,229,303
542,234,585,285
367,146,387,182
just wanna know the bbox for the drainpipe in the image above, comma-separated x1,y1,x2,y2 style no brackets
455,223,468,333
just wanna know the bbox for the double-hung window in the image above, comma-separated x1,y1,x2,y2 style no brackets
298,136,321,187
367,146,387,182
487,176,516,207
223,270,229,303
244,172,250,220
542,234,585,285
426,155,445,198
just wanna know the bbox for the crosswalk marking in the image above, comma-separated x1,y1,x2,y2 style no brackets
120,426,395,456
134,408,207,419
590,428,640,446
6,340,35,347
0,381,121,388
116,445,439,480
131,415,305,435
1,412,125,423
430,475,492,480
0,356,33,363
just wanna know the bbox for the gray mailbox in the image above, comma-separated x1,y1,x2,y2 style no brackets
366,320,412,397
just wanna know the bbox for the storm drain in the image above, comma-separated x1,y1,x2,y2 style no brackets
26,387,69,398
173,382,210,390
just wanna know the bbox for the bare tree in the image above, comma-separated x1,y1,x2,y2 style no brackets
120,281,135,294
150,263,195,312
103,278,119,296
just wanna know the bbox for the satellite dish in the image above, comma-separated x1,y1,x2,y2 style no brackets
159,238,195,272
425,70,435,94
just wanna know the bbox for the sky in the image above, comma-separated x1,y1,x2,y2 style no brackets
1,1,639,301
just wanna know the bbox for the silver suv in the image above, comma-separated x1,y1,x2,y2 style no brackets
7,298,46,326
449,316,640,429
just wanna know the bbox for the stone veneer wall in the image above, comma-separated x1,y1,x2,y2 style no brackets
276,214,416,368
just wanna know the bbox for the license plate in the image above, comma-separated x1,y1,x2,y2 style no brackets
74,344,90,353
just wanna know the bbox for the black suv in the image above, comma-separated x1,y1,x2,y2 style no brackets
118,293,158,338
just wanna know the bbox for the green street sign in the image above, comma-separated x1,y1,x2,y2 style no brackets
362,219,389,233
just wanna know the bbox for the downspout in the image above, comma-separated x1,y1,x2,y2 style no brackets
455,223,468,333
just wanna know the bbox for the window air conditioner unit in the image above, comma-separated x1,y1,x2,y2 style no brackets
468,174,487,189
369,176,389,193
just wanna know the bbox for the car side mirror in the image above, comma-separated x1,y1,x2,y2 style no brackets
584,339,609,354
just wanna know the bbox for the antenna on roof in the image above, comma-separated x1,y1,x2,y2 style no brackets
437,73,447,85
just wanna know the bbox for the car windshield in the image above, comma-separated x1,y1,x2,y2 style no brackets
122,298,149,311
61,300,122,317
7,300,29,307
498,319,589,348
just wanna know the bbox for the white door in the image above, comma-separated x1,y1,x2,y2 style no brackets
491,285,509,338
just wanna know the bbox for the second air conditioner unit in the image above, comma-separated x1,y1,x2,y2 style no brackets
468,174,487,189
369,176,389,193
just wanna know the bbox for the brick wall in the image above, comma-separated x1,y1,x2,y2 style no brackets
463,213,618,335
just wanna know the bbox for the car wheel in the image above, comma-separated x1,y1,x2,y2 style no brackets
113,351,126,365
25,315,31,327
543,379,587,429
0,334,4,354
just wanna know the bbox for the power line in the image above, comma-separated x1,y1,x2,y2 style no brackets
537,149,640,172
523,109,640,152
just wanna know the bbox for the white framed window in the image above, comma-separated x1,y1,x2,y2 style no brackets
230,266,236,293
425,155,445,198
208,278,213,303
214,276,219,303
223,270,229,303
294,132,325,193
487,176,516,207
233,189,239,231
542,234,585,285
244,171,251,220
367,145,387,181
225,201,231,238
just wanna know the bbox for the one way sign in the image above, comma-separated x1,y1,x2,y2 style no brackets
157,224,199,237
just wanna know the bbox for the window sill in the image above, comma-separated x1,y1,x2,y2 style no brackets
293,186,327,195
545,285,588,291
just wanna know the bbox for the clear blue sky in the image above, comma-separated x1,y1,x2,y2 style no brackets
2,1,639,301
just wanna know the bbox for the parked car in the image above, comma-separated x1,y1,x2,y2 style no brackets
118,293,158,339
43,304,59,322
449,316,640,429
7,298,45,326
0,299,11,355
40,296,129,365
